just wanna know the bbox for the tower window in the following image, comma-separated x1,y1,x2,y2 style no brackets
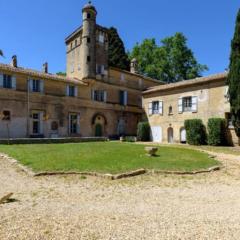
75,39,78,46
87,37,91,43
87,56,91,62
87,13,91,19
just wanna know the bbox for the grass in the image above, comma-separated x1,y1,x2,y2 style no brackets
0,142,219,174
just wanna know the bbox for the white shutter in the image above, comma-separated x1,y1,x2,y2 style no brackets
74,86,78,97
104,91,107,102
12,76,16,90
178,98,183,113
39,112,44,134
0,73,3,88
191,96,198,113
40,80,44,93
101,65,105,74
159,101,163,115
148,102,152,115
66,85,69,96
91,89,95,100
124,91,128,106
77,114,80,134
29,79,33,92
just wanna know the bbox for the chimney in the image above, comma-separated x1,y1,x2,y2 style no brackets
130,58,138,74
42,62,48,73
11,55,17,68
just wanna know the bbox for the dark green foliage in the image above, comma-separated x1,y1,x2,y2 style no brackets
184,119,206,145
56,72,66,76
0,50,3,57
207,118,227,146
227,9,240,138
137,122,150,141
108,27,130,71
121,136,137,142
129,33,208,82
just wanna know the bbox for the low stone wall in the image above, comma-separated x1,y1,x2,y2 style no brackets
0,137,108,145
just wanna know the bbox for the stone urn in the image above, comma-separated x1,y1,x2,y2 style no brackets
145,147,158,156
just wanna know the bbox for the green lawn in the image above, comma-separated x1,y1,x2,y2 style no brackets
0,142,219,174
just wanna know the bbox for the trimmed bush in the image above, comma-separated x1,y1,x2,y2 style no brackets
207,118,226,146
137,122,150,141
184,119,206,145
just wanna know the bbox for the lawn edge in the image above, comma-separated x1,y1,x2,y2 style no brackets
0,152,222,180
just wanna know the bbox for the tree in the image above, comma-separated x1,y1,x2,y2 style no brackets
0,50,3,57
108,27,130,71
227,9,240,139
129,33,208,82
56,72,66,76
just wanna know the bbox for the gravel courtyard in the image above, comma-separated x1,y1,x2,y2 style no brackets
1,149,240,240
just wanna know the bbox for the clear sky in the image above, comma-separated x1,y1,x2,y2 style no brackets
0,0,239,76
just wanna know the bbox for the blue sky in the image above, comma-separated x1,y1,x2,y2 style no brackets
0,0,239,76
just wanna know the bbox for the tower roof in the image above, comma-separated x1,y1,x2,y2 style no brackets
82,1,97,13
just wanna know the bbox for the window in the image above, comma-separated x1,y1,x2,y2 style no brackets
3,75,12,88
87,13,91,19
66,85,77,97
96,65,105,75
148,101,163,115
92,90,107,102
119,90,128,106
183,97,192,112
87,37,91,43
152,101,159,114
87,56,91,62
51,121,58,131
99,34,104,44
168,106,173,115
2,111,11,121
69,113,80,134
75,39,78,47
32,80,41,92
179,96,198,113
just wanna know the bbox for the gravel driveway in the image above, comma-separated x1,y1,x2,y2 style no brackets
1,150,240,240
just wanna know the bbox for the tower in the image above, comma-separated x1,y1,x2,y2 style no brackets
81,1,97,79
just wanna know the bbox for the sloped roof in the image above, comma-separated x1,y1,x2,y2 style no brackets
65,24,109,43
0,63,87,85
143,72,228,95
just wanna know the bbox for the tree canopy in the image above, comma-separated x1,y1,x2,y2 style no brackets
108,27,130,71
129,33,208,83
0,50,3,57
227,9,240,138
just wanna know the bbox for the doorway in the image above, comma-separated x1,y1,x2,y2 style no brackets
95,123,103,137
167,127,174,143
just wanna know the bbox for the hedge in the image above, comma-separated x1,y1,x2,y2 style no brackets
207,118,226,146
137,122,150,141
184,119,206,145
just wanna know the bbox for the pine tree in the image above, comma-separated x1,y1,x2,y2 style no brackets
108,27,130,71
228,9,240,138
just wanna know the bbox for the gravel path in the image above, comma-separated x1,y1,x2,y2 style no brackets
1,150,240,239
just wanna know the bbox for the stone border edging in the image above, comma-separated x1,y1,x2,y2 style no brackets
0,153,222,180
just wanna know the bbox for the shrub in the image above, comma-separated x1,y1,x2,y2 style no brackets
207,118,226,146
137,122,150,141
121,136,137,142
184,119,206,145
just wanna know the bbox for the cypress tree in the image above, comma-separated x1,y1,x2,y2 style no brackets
228,9,240,139
108,27,130,71
0,50,3,57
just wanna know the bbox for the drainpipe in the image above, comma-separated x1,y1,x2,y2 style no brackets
26,78,30,137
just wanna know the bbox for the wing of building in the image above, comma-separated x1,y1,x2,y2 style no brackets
143,72,239,145
0,2,161,139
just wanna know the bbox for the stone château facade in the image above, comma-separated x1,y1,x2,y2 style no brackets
0,2,160,139
0,2,238,145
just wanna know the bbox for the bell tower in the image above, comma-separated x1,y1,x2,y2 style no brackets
81,1,97,79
